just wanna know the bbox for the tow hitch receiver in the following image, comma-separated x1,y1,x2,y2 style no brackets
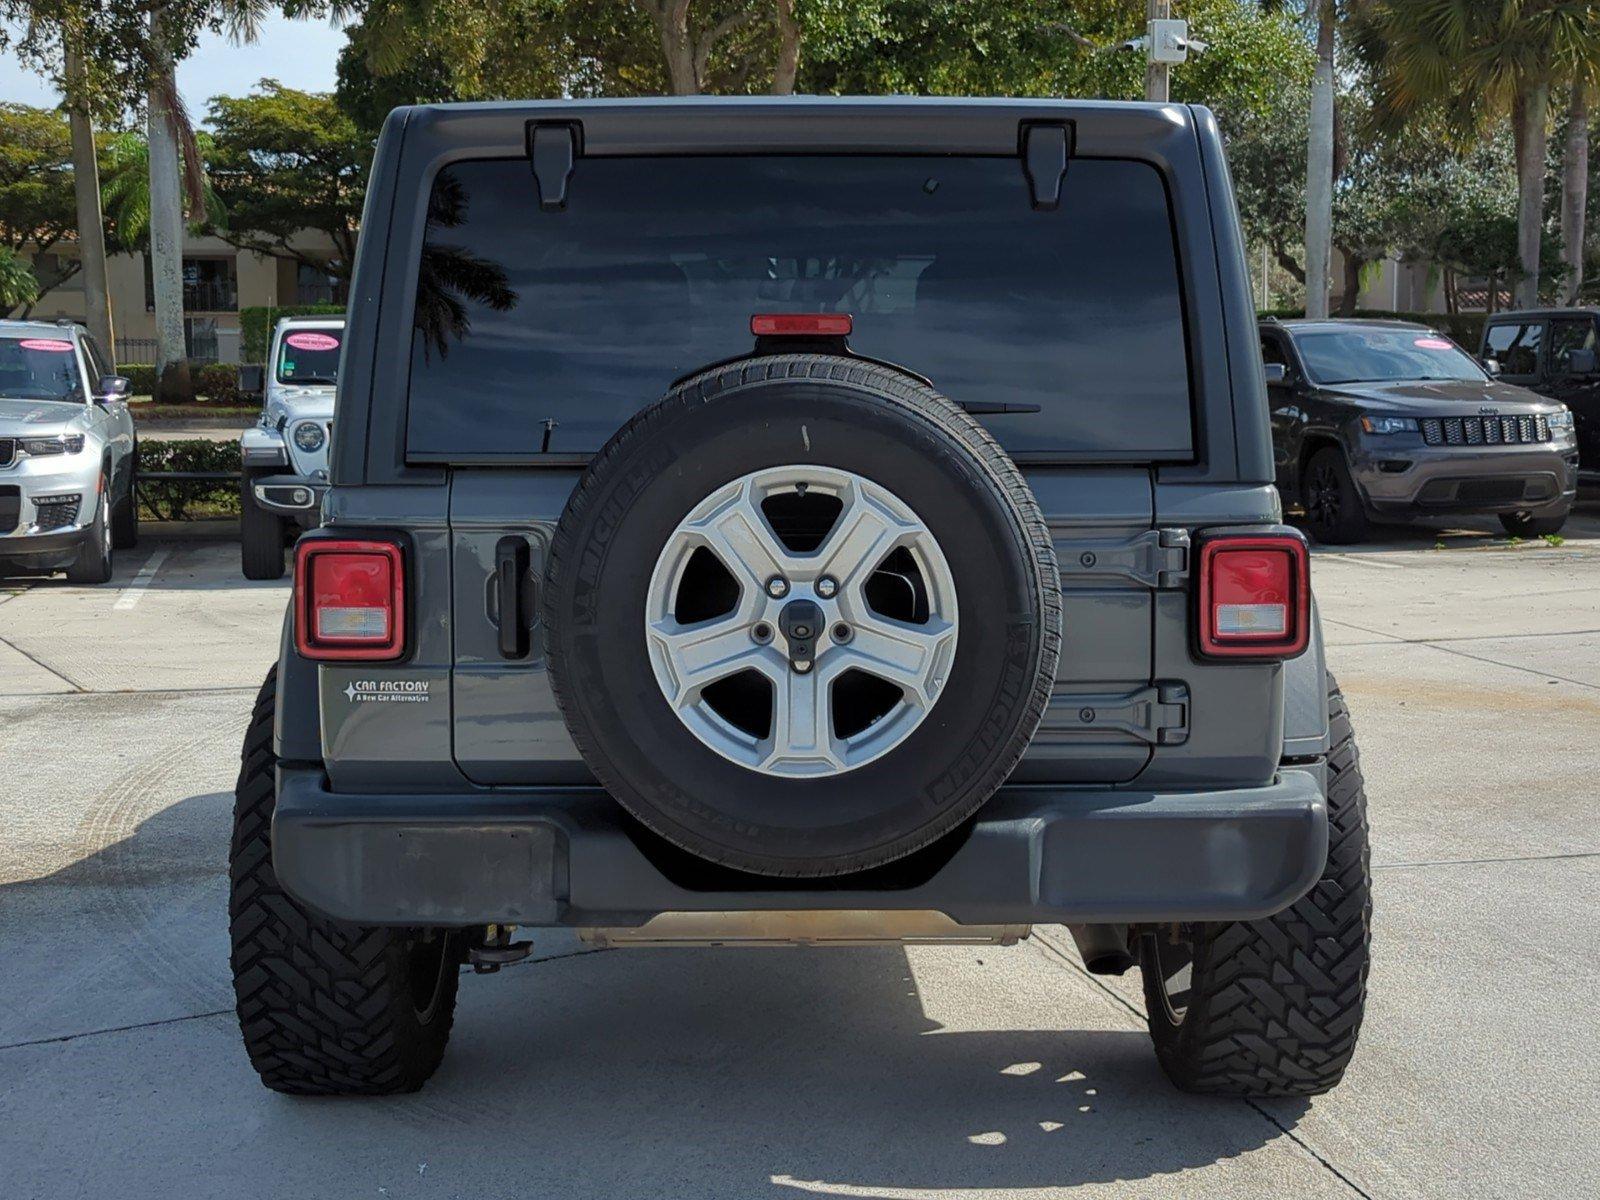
469,924,533,973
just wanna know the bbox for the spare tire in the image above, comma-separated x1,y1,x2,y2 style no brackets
544,354,1061,877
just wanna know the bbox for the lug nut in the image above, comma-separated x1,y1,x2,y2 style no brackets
832,623,852,643
766,577,790,598
752,623,773,644
816,576,838,598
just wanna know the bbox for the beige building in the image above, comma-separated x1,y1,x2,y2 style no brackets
22,230,343,365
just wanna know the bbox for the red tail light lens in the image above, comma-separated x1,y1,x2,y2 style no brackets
294,539,405,661
750,313,853,337
1197,534,1309,659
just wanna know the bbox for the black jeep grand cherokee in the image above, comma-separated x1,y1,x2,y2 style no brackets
1261,318,1577,542
230,98,1370,1100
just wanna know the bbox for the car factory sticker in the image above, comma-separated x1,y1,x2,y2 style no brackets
343,679,431,704
285,332,341,351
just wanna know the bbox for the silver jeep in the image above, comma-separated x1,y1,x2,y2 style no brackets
238,316,344,578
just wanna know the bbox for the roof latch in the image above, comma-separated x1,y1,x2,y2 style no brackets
528,121,581,212
1020,122,1071,211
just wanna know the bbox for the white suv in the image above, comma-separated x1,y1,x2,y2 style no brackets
0,320,137,584
238,316,344,578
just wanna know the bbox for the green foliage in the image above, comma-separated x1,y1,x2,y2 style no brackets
122,360,249,402
0,245,38,307
98,128,226,253
1260,308,1487,348
240,304,345,361
136,437,241,521
0,102,77,307
1542,532,1566,546
208,81,370,277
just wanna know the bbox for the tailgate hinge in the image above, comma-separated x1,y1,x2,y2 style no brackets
1020,121,1072,211
1048,683,1191,746
528,121,581,211
1056,527,1190,589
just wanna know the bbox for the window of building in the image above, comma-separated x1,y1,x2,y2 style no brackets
144,255,238,312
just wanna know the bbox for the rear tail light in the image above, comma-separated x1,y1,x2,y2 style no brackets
294,539,405,661
1196,534,1309,659
750,313,853,337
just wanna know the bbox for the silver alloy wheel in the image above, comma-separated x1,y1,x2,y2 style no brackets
645,464,958,778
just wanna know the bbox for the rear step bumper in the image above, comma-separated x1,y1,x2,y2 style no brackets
271,766,1328,929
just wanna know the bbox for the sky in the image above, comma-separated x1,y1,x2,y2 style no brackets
1,13,347,121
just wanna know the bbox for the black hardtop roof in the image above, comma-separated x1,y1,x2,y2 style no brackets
1483,307,1600,322
390,95,1205,160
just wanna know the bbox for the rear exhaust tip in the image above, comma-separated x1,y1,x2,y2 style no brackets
1068,923,1137,976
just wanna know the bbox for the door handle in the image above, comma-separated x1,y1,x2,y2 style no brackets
494,537,533,659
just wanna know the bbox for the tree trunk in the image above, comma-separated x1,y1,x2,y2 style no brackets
147,8,191,402
653,1,698,94
63,43,115,366
1511,83,1550,309
1561,81,1589,305
771,0,800,95
1303,7,1336,320
1338,253,1363,316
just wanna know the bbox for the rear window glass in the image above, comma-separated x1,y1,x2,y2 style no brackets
405,155,1192,459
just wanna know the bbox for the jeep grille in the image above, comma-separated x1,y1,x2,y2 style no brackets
1420,415,1549,447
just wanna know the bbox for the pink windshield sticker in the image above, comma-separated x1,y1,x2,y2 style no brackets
18,338,74,352
284,332,340,352
1414,337,1453,350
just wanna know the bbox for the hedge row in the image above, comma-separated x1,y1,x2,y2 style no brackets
122,360,254,404
1259,309,1488,350
136,438,241,521
241,304,345,361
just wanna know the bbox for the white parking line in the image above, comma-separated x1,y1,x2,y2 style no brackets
113,549,170,611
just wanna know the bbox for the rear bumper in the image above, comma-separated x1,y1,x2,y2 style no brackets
271,765,1329,928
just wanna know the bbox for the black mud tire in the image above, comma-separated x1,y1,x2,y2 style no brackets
543,354,1061,878
1499,508,1568,538
64,472,113,584
230,666,460,1095
1302,446,1370,545
111,447,138,550
1139,672,1371,1097
240,471,286,580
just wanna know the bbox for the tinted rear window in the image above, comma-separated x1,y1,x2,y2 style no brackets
405,155,1192,459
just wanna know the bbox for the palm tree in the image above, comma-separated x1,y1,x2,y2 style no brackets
1304,0,1337,317
100,132,226,249
1362,0,1600,307
61,35,115,362
0,4,119,357
1559,79,1591,302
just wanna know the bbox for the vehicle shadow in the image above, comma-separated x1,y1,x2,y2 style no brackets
413,945,1311,1197
4,794,1312,1197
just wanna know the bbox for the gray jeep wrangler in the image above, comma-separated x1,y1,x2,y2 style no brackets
230,97,1371,1098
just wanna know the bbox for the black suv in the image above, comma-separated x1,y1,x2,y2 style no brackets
1261,319,1576,542
229,98,1370,1100
1480,307,1600,477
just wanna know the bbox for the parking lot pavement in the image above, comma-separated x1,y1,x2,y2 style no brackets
3,523,1598,1199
